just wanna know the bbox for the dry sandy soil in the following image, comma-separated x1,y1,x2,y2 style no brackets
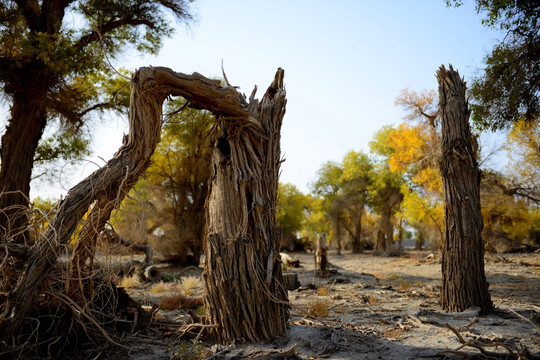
111,249,539,360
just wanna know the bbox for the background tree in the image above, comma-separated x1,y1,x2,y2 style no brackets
0,0,194,240
339,151,373,253
277,182,307,251
114,99,213,265
369,127,406,254
311,152,373,253
311,160,345,252
300,194,331,250
447,0,539,130
368,162,404,254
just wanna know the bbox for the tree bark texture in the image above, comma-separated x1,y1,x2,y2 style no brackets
0,66,289,344
0,67,168,340
202,69,289,343
437,65,492,314
0,85,48,243
315,233,328,274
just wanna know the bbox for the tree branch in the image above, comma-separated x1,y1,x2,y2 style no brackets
74,18,156,51
14,0,40,31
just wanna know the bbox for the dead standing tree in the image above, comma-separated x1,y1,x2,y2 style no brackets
0,67,289,345
437,65,493,314
203,69,289,343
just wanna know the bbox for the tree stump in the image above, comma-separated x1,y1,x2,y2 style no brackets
437,65,492,314
202,69,289,343
315,233,328,274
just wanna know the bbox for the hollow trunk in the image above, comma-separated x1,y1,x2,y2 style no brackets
202,69,289,343
437,65,492,314
0,87,48,243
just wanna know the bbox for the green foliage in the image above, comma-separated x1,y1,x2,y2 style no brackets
311,151,375,251
277,183,307,239
301,195,331,243
0,0,195,185
114,99,212,264
448,0,540,130
34,130,91,164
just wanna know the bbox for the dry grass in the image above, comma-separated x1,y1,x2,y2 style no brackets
397,279,411,291
307,298,331,318
178,276,201,295
159,294,204,310
150,281,178,293
118,275,141,289
160,294,183,310
316,286,329,296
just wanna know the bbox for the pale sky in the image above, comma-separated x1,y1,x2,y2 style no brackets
33,0,504,198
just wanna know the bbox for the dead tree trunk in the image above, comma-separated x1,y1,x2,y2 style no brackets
334,216,342,255
315,233,328,274
1,67,290,344
0,68,167,340
202,69,289,343
437,65,492,314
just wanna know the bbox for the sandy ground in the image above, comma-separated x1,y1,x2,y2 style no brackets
114,250,539,360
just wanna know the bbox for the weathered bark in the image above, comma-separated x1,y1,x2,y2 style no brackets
315,233,328,274
437,65,492,314
203,69,289,343
0,67,167,340
0,85,48,243
0,66,289,344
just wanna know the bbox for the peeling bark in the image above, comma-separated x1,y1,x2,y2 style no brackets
202,69,289,343
0,66,289,344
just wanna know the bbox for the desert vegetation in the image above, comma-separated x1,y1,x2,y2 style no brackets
0,0,538,359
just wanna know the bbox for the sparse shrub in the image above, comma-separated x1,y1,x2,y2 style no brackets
317,286,328,296
196,305,205,317
178,276,201,295
162,273,181,282
159,294,204,310
150,281,177,293
118,275,141,289
160,294,183,310
169,341,208,360
397,279,411,291
307,298,331,317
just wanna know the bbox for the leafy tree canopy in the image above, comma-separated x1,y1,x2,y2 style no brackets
447,0,539,130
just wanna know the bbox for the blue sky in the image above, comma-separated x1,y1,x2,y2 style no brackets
35,0,504,197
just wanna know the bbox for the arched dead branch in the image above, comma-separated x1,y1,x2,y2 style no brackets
0,66,289,348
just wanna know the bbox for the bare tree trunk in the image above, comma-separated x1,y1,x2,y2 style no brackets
0,86,48,243
2,67,291,344
315,233,328,274
0,68,166,340
437,65,492,314
334,216,342,255
203,69,289,343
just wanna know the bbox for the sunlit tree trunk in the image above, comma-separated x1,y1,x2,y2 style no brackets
437,65,492,314
203,69,289,343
